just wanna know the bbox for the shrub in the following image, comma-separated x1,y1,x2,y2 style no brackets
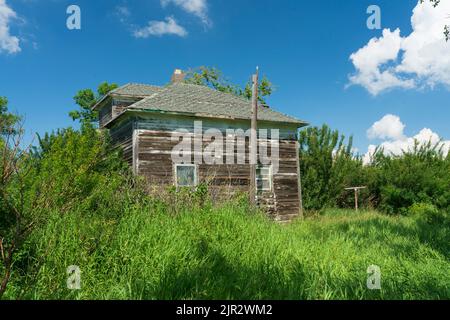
410,203,449,225
299,124,365,211
299,125,450,214
369,143,450,214
24,125,131,214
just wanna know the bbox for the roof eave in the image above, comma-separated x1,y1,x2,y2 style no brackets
104,108,308,128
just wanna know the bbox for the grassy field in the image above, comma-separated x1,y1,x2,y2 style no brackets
5,202,449,300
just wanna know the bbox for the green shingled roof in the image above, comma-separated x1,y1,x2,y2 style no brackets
118,82,306,126
111,83,162,96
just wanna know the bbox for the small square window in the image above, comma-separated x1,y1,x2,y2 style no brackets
175,164,198,187
256,165,272,192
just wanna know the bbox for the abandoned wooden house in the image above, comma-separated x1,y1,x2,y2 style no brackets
93,70,308,221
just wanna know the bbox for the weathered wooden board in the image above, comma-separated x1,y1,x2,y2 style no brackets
109,119,134,165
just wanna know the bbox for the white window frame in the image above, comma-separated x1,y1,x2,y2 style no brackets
256,164,273,192
174,164,198,188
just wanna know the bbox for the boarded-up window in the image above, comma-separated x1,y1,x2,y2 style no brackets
175,164,198,187
256,165,272,192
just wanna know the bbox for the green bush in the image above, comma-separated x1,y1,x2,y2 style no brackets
23,125,131,214
299,125,450,214
369,143,450,214
409,202,438,217
409,203,450,225
299,124,366,211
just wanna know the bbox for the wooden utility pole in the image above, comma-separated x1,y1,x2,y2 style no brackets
345,186,367,211
295,141,304,218
249,67,259,206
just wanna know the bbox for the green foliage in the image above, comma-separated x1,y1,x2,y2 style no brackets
0,96,24,229
299,125,450,214
409,203,443,223
69,82,118,125
409,202,438,216
184,66,273,104
0,96,21,136
23,125,130,214
4,207,449,300
367,142,450,214
299,124,364,210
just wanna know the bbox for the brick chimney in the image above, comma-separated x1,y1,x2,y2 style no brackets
171,68,186,84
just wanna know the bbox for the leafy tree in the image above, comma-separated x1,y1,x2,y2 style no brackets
299,124,365,210
367,141,450,214
1,92,130,297
184,66,274,104
0,97,21,136
24,125,129,213
0,99,30,298
69,82,118,125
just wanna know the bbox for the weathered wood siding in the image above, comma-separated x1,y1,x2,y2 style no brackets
134,123,300,220
99,101,113,128
109,119,134,166
99,97,139,128
107,113,302,221
134,113,298,140
136,130,252,195
272,140,301,220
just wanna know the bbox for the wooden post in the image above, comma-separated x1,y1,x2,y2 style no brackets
249,67,259,206
345,186,367,211
295,141,304,218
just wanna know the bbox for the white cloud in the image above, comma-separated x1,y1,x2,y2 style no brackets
0,0,21,54
363,144,378,165
115,5,131,23
116,6,131,17
363,115,450,164
133,16,187,38
349,1,450,95
367,114,406,140
161,0,210,26
123,0,210,38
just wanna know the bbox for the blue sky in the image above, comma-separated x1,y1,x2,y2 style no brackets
1,0,449,156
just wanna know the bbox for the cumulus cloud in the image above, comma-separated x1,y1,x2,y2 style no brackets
161,0,210,26
367,114,406,140
363,115,450,164
349,1,450,95
0,0,21,54
133,16,187,38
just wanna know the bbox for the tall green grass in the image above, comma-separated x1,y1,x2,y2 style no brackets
5,202,449,300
